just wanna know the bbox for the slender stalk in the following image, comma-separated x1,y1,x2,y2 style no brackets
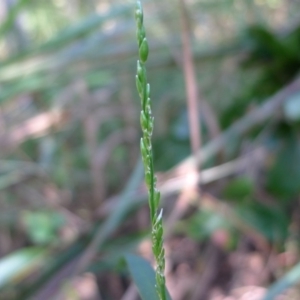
179,0,202,160
134,2,167,300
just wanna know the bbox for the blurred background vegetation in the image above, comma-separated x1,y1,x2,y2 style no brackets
1,0,300,299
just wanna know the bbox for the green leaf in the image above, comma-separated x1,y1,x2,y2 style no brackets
0,247,46,289
187,210,230,242
22,210,65,245
124,253,172,300
223,177,255,202
267,135,300,199
237,203,288,242
263,262,300,300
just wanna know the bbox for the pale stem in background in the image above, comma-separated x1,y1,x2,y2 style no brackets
179,0,202,168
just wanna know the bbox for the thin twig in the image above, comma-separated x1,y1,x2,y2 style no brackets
179,0,201,161
169,75,300,174
98,148,266,218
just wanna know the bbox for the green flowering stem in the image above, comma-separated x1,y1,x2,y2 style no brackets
135,2,167,300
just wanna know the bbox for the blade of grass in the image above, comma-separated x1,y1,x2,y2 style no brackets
73,157,144,275
263,262,300,300
0,247,47,289
124,253,172,300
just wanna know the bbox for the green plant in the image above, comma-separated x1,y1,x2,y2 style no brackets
134,2,167,300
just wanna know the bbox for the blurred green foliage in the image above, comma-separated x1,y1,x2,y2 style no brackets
22,210,65,245
0,0,300,299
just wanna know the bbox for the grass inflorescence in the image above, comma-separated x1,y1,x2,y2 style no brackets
134,1,167,300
